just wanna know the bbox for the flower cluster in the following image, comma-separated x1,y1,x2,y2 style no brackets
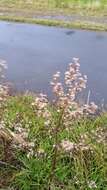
60,138,92,155
31,58,98,129
90,126,107,145
50,58,97,126
51,58,87,102
32,93,51,119
30,58,98,141
60,140,75,153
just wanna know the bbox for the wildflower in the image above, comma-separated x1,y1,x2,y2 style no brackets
44,120,50,127
32,93,51,121
60,140,75,153
50,58,97,128
83,102,98,114
87,180,97,189
73,57,79,63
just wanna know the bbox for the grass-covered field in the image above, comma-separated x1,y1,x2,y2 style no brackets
0,0,107,16
0,95,107,190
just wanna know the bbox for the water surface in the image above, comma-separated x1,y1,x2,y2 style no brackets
0,21,107,104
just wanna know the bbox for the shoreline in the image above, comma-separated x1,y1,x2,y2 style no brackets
0,15,107,31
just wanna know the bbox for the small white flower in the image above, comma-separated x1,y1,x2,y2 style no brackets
88,180,97,189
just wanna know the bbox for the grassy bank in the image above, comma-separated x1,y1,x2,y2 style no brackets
0,0,107,31
0,15,107,31
0,95,107,190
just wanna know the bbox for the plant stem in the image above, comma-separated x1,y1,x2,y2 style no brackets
49,109,64,185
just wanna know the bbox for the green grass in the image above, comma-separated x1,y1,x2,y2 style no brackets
0,95,107,189
0,0,107,13
0,0,107,17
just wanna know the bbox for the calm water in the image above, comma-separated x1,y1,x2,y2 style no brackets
0,21,107,104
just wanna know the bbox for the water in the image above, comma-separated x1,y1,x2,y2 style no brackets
0,21,107,104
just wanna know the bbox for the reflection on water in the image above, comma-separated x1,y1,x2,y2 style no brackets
0,21,107,104
95,34,105,40
65,30,75,36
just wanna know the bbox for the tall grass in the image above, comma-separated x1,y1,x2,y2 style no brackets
0,95,107,190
